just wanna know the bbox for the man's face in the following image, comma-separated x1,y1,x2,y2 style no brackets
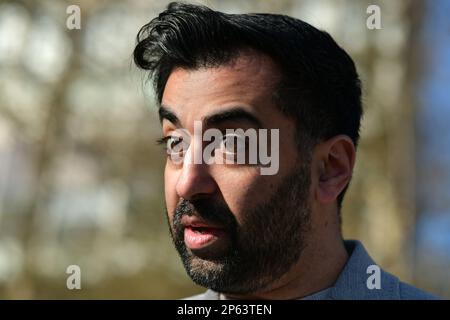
161,52,313,294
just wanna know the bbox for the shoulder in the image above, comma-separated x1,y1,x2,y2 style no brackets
398,282,439,300
330,240,440,300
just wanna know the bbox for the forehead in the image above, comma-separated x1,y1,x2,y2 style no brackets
161,51,281,126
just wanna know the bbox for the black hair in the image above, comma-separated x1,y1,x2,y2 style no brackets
133,1,363,209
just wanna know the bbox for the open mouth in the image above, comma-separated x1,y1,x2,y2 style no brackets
184,226,224,248
180,214,232,257
189,226,216,234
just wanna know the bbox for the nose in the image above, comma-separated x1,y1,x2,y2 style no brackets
175,144,217,200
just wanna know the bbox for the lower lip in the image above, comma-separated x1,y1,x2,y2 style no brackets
184,226,226,250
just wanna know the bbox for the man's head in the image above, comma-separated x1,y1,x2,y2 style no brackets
134,2,362,295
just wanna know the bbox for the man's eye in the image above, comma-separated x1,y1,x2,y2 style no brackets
219,133,246,155
165,136,187,155
157,135,184,153
168,136,181,149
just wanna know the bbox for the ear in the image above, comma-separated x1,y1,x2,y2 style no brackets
314,135,356,204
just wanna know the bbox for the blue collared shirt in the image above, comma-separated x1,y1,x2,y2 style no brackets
184,240,439,300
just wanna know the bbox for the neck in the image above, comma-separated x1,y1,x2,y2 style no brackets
221,215,348,300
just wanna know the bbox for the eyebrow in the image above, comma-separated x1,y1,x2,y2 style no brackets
203,107,262,129
159,105,180,125
158,105,262,128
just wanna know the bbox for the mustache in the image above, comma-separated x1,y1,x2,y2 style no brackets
173,198,237,230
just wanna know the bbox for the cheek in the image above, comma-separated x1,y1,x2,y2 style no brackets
212,167,272,224
164,164,179,223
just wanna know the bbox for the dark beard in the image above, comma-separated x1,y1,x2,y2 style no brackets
167,162,312,294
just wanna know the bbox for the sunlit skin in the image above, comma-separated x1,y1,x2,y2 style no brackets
161,50,356,299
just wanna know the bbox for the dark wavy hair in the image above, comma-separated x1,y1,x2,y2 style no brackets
133,2,363,209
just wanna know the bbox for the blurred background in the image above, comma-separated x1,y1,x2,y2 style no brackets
0,0,449,299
